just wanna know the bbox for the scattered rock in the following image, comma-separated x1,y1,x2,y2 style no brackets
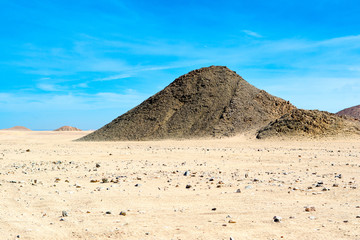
62,210,68,217
315,181,323,187
305,207,316,212
102,178,109,183
273,216,282,223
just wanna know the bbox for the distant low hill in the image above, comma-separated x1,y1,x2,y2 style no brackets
336,105,360,120
2,126,31,131
54,126,82,131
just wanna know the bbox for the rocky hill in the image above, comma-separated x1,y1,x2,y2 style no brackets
79,66,295,141
336,105,360,120
54,126,82,131
257,109,360,139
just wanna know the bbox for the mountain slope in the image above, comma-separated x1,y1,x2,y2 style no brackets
336,105,360,120
79,66,295,141
257,109,360,139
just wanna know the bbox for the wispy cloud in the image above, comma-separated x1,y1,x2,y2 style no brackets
37,83,63,91
0,91,148,112
7,33,360,114
12,33,360,81
242,30,262,38
97,74,131,81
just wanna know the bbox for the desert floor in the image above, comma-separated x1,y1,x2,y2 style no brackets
0,131,359,240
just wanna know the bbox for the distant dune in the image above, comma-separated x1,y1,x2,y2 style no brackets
2,126,31,131
336,105,360,120
54,126,82,131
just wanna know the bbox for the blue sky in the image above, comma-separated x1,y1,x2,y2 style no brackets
1,0,360,130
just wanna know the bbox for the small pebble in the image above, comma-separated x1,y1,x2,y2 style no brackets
305,207,316,212
62,210,68,217
102,178,109,183
273,216,282,222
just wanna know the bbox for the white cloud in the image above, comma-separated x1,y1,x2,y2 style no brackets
37,83,63,91
75,82,89,88
97,74,131,81
0,91,148,112
242,30,262,38
9,33,360,115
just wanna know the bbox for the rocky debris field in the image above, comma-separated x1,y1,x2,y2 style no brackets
0,131,359,239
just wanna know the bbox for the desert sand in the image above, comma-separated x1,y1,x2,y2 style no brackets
0,130,359,240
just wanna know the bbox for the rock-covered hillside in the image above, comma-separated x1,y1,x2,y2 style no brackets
336,105,360,120
257,109,360,139
80,66,295,141
54,126,82,131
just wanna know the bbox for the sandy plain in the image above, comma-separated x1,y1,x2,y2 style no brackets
0,130,359,240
